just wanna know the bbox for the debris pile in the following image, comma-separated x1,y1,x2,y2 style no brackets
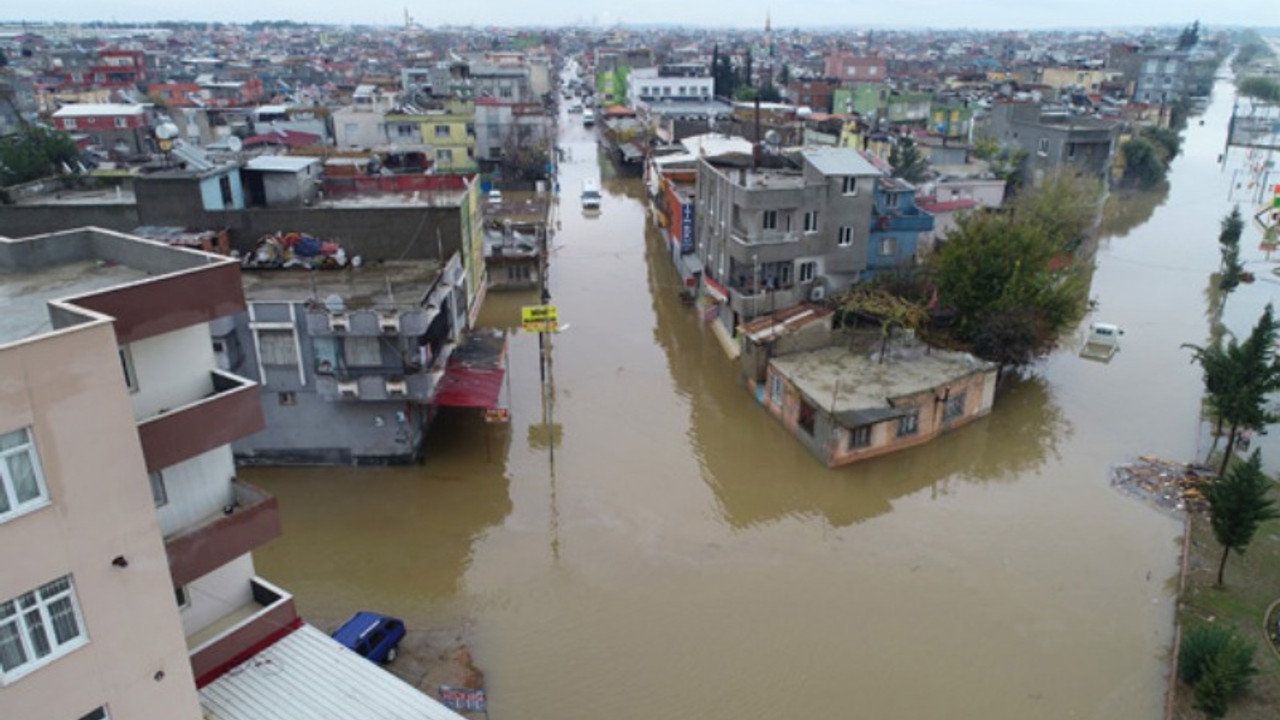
243,232,350,270
1111,456,1211,517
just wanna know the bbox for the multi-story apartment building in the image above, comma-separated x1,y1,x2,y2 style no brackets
694,147,882,344
0,225,474,717
981,101,1120,185
0,226,273,719
384,99,478,173
626,65,714,107
1133,50,1188,105
229,254,478,466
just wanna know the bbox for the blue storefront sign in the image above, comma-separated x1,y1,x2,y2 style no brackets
680,202,695,254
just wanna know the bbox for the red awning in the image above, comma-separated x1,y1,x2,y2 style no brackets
432,367,505,408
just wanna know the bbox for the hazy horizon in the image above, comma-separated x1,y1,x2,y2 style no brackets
1,1,1273,34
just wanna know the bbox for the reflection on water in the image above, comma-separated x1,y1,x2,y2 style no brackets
1099,183,1171,240
251,407,512,625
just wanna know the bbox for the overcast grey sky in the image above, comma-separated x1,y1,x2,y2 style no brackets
11,1,1275,31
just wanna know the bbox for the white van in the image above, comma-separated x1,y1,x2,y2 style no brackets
583,108,595,127
581,179,601,210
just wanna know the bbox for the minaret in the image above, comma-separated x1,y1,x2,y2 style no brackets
765,11,774,57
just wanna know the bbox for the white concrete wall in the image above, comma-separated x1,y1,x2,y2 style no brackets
180,553,255,638
154,447,236,538
127,323,217,421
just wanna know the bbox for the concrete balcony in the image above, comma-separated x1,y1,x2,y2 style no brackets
188,576,298,686
137,370,265,474
729,286,803,319
165,480,282,587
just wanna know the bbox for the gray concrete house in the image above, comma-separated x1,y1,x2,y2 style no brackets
693,146,881,352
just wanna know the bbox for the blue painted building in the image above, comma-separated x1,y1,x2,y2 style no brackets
865,177,934,278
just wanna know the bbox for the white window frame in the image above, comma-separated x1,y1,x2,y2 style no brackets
842,176,858,195
0,427,50,524
434,124,450,139
803,211,819,234
762,210,777,230
113,117,127,129
838,226,853,247
0,575,88,683
62,118,76,130
1037,138,1049,155
878,237,897,257
436,148,454,163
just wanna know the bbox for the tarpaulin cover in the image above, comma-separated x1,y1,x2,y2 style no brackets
432,367,505,408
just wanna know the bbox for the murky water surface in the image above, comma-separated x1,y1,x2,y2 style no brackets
249,74,1279,718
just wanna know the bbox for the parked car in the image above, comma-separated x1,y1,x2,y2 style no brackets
332,612,406,664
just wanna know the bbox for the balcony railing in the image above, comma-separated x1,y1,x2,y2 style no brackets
165,480,282,587
137,370,265,474
728,286,802,318
189,577,298,686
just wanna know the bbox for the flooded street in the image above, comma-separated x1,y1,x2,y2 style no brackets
247,72,1274,719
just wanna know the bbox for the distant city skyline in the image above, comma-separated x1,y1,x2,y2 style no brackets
4,1,1274,32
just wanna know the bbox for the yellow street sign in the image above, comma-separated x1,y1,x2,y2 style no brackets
521,305,559,333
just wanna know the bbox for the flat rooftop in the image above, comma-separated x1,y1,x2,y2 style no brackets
770,341,993,414
0,228,236,346
13,186,137,206
0,260,150,345
240,259,441,309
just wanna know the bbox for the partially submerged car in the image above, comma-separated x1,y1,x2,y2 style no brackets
331,612,406,664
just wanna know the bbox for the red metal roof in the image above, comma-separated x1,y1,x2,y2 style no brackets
243,129,323,148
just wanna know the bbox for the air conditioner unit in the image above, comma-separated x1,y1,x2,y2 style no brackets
809,285,826,302
379,312,400,333
385,379,408,396
329,314,350,332
337,380,360,398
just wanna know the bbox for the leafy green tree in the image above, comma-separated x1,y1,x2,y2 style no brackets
929,211,1089,366
1205,449,1280,586
777,63,790,86
1219,207,1245,293
1141,126,1182,163
1238,77,1280,103
0,124,80,186
1177,21,1201,51
1011,169,1103,252
1185,304,1280,477
1178,624,1259,718
1121,136,1167,189
888,137,928,183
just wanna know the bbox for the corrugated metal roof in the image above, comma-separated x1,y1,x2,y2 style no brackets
199,623,467,720
800,147,882,177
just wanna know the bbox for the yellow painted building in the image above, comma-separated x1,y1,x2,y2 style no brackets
386,99,478,173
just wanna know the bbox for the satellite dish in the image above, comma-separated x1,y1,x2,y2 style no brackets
764,129,782,147
227,136,243,153
155,122,179,140
323,294,346,313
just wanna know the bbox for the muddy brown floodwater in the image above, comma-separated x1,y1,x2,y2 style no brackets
248,71,1280,719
